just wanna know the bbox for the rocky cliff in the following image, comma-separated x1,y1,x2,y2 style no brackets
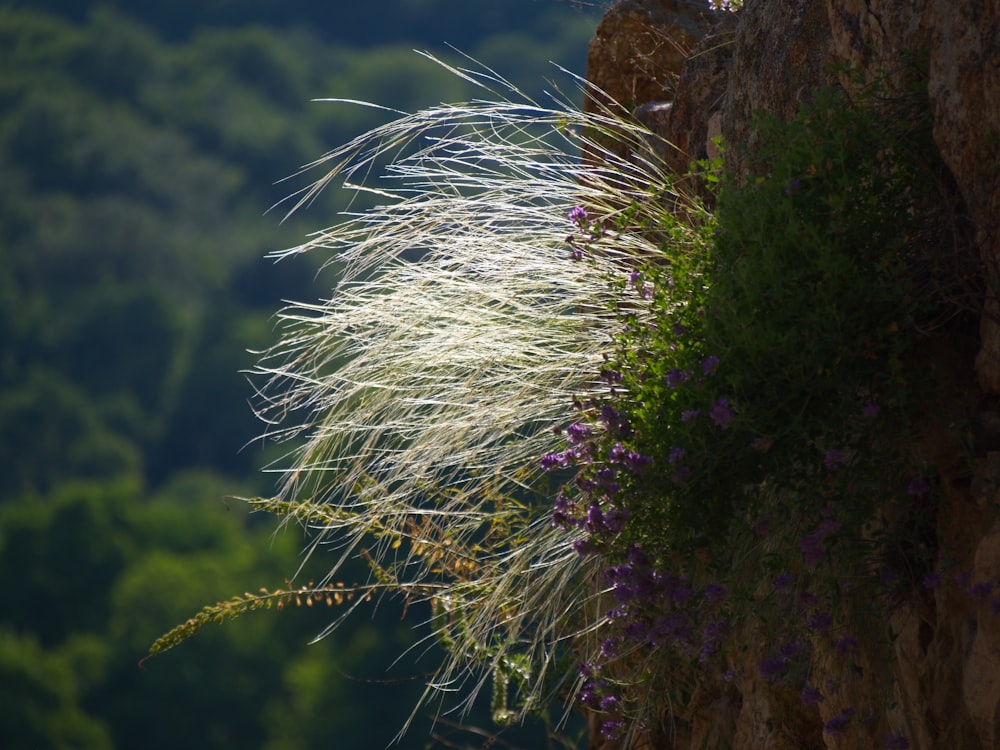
585,1,1000,748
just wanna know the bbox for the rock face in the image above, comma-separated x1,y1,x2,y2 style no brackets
585,1,1000,747
585,0,717,113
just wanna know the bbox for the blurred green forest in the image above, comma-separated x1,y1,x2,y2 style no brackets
0,2,599,748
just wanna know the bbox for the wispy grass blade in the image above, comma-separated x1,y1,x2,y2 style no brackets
251,57,694,726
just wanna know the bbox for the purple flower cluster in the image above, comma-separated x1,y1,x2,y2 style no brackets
567,206,597,259
544,368,738,721
758,640,807,684
709,397,733,428
921,559,1000,614
601,543,730,668
577,664,626,739
824,707,856,736
800,683,824,705
541,402,647,554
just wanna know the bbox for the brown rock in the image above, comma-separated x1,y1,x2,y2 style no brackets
966,523,1000,747
585,0,717,115
924,0,1000,393
720,0,839,178
656,11,736,180
582,0,1000,746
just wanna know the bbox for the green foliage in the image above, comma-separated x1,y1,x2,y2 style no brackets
0,629,113,750
619,84,939,555
0,371,144,497
551,79,964,744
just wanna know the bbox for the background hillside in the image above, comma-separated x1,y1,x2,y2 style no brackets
0,2,600,748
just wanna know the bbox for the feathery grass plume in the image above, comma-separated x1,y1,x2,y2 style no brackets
252,56,697,720
213,55,699,732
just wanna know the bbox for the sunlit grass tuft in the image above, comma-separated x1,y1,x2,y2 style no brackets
244,56,701,729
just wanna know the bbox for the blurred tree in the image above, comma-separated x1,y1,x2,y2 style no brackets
0,629,113,750
0,2,599,747
0,372,143,498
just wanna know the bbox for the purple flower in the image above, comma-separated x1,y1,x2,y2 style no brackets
596,467,620,492
653,613,693,644
799,590,818,607
773,573,794,591
800,684,824,706
784,176,801,195
600,720,625,740
585,503,606,533
824,708,855,736
824,449,845,470
566,422,592,444
609,443,629,464
666,368,691,389
568,206,588,224
599,694,620,712
668,446,687,464
625,450,652,473
705,583,727,605
861,402,880,418
578,680,599,707
971,581,995,600
808,612,833,632
680,409,701,423
573,539,596,557
759,657,789,683
540,452,568,470
922,572,941,589
626,544,649,567
599,636,622,660
907,477,930,497
709,397,733,428
885,732,910,750
702,355,721,375
604,507,629,533
628,269,641,288
835,634,859,655
600,405,622,429
551,494,575,528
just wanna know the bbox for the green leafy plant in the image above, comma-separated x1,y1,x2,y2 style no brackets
545,80,977,746
152,55,982,749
